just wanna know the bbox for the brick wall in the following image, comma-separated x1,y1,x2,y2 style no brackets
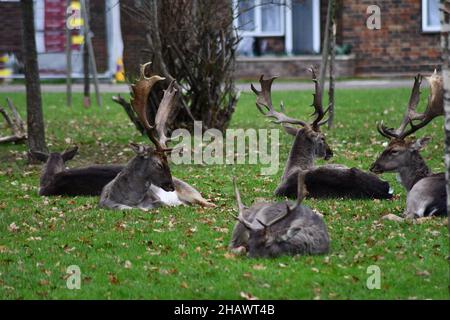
0,1,108,74
338,0,441,75
0,2,23,60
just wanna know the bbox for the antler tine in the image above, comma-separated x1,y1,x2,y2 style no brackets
290,170,307,210
377,121,397,139
251,75,306,126
381,74,423,138
232,177,253,230
309,67,328,130
139,61,152,80
397,72,443,139
155,80,178,149
130,61,166,150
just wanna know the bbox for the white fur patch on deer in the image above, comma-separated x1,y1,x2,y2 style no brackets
149,184,183,206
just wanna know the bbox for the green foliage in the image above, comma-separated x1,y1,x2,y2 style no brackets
0,88,447,299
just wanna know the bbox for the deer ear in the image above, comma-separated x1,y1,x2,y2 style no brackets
62,146,79,162
412,137,431,151
29,151,49,163
129,143,145,155
283,125,299,136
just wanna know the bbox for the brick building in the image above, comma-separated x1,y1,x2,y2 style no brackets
0,0,443,79
0,0,121,78
233,0,442,77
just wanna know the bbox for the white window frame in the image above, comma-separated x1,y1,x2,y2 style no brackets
422,0,441,33
233,0,286,37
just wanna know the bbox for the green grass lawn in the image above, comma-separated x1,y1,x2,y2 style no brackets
0,87,448,300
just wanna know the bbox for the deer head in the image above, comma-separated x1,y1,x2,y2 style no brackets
251,68,333,162
29,146,79,189
128,62,179,192
370,137,431,174
370,72,440,190
232,172,307,257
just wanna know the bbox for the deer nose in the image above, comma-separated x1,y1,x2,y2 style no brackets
162,182,175,192
369,163,380,173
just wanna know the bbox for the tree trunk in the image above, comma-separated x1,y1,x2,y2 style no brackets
319,0,334,96
21,0,47,156
327,14,337,129
83,0,91,108
440,0,450,233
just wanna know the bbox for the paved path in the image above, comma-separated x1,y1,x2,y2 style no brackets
0,79,420,94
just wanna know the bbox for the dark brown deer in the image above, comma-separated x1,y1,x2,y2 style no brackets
251,68,392,199
370,72,446,219
229,171,330,258
100,62,214,210
30,146,123,196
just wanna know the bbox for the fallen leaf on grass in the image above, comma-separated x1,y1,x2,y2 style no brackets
124,260,132,269
253,264,266,271
224,252,236,260
8,222,19,233
240,291,259,300
416,270,431,277
108,273,119,285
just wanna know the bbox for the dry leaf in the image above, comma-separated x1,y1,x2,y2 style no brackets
8,222,19,232
240,291,259,300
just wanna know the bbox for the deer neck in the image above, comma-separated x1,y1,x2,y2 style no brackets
111,158,152,200
281,133,315,180
397,153,431,191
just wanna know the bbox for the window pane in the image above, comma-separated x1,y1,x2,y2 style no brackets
427,0,440,27
261,3,281,33
238,0,256,32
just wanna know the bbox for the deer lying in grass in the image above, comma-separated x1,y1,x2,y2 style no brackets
99,62,214,210
251,68,392,199
30,146,123,196
229,172,330,258
370,73,446,219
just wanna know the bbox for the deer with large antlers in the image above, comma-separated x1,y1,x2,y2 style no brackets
229,171,330,258
99,62,214,210
251,68,392,199
370,72,446,219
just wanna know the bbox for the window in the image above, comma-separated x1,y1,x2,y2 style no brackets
234,0,285,36
422,0,440,32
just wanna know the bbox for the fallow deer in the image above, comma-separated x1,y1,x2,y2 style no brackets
229,171,330,258
251,68,392,199
99,62,214,210
30,146,123,196
370,73,446,218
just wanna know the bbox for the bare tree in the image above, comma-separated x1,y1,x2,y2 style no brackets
319,0,337,129
119,0,239,132
21,0,47,155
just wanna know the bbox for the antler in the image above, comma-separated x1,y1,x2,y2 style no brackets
232,177,254,230
251,75,306,126
155,80,178,149
130,62,166,150
377,71,444,140
309,67,329,130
